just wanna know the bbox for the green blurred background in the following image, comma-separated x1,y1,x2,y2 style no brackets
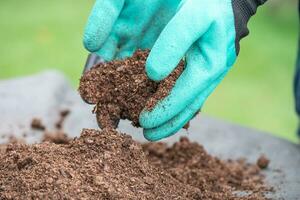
0,0,298,142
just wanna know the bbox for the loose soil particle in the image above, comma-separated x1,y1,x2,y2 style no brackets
42,130,70,144
257,155,270,169
0,129,271,200
30,118,46,131
79,50,184,129
55,109,70,129
29,111,71,144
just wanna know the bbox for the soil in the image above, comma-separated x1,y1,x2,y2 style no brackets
143,138,271,199
29,111,71,144
42,130,70,144
79,50,184,129
31,118,46,131
0,129,271,200
257,155,270,169
55,109,70,130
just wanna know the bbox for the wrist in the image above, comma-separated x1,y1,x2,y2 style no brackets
232,0,267,53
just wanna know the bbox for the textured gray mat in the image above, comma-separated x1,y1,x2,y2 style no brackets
0,71,299,200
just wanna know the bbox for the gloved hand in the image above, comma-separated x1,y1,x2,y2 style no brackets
139,0,267,141
83,0,182,61
83,0,267,141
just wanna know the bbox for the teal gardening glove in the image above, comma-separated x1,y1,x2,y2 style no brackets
83,0,267,141
83,0,182,60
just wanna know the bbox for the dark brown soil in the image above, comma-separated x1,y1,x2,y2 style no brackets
42,130,70,144
31,118,46,131
0,129,270,200
30,111,71,144
143,138,271,199
257,155,270,169
0,129,200,200
55,109,70,130
79,50,184,128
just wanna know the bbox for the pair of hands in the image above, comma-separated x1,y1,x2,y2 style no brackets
83,0,266,141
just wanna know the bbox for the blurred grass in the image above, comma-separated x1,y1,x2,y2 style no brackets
0,1,298,142
0,0,94,81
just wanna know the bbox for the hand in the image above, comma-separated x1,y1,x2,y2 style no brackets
139,0,267,141
83,0,182,61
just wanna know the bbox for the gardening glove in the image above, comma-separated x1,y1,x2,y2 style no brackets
83,0,182,61
139,0,267,141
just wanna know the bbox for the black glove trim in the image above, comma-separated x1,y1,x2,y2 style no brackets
232,0,267,54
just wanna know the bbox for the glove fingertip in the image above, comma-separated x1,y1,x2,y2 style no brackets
139,111,154,129
145,54,170,81
83,0,125,53
143,129,166,142
95,49,114,62
116,49,135,60
145,61,164,82
83,33,101,52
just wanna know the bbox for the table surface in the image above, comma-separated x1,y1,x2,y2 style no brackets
0,71,299,200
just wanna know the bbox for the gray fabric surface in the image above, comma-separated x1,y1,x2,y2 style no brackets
0,71,299,199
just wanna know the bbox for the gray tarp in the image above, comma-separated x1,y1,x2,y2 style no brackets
0,71,299,200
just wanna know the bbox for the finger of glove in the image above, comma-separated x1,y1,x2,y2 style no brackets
110,26,138,60
145,1,213,81
83,0,125,52
103,1,161,60
115,43,137,60
112,0,167,55
140,25,229,129
139,0,183,49
95,34,119,61
143,72,227,141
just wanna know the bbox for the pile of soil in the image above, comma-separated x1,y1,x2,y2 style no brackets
79,50,184,128
0,129,270,200
0,129,200,199
143,138,271,199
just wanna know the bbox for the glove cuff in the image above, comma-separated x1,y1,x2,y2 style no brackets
232,0,267,54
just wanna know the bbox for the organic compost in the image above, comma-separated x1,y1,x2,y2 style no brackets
0,129,270,200
79,50,184,128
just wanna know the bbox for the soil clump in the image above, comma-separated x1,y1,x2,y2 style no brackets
257,155,270,169
55,109,70,130
79,50,184,128
42,130,70,144
31,118,46,131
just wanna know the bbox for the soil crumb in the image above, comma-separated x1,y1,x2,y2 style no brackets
0,129,270,200
30,118,46,131
55,109,70,129
42,130,70,144
79,50,184,128
29,111,71,144
257,155,270,169
0,136,25,158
